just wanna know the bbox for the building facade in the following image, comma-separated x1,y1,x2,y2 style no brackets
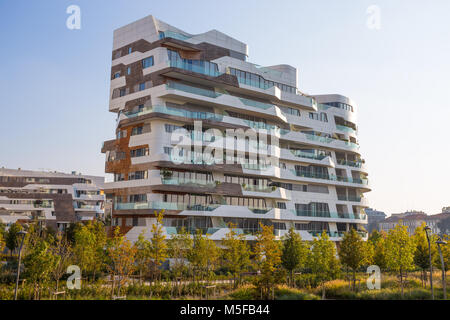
365,208,387,233
0,168,105,231
379,210,450,236
102,15,370,242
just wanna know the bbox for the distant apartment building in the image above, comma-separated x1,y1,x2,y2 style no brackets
379,209,450,235
0,168,105,231
364,208,386,233
102,15,370,242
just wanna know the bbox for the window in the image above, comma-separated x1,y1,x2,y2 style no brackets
128,171,148,180
114,72,120,79
309,112,319,120
229,67,296,93
142,56,154,69
128,47,132,54
320,112,328,122
164,147,173,155
139,82,145,91
131,126,143,136
159,31,165,39
132,217,138,226
130,148,149,158
127,67,131,75
165,124,182,133
119,88,126,97
277,202,287,209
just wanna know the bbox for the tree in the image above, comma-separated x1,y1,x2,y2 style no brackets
222,223,251,288
370,231,387,270
385,222,415,298
106,227,137,297
254,223,282,299
167,227,192,284
188,229,219,282
23,239,59,300
48,232,73,291
281,227,309,287
308,231,340,299
0,225,5,255
5,222,23,256
148,210,168,281
73,220,106,281
413,223,438,287
134,230,151,284
339,228,372,291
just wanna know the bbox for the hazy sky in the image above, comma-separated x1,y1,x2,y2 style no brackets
1,0,449,215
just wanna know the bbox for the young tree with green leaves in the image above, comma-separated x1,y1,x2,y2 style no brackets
167,226,192,284
188,229,219,283
222,223,251,288
134,230,151,284
385,222,415,298
148,210,168,281
308,231,340,299
413,223,438,287
5,222,23,256
254,223,282,299
339,228,371,291
48,232,73,291
73,220,107,281
23,239,59,300
106,227,137,297
281,227,309,287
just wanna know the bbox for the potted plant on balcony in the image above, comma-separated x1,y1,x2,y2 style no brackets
161,169,173,179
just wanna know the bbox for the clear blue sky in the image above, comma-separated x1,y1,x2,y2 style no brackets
1,0,449,215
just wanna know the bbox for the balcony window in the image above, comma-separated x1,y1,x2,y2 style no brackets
114,72,120,79
127,67,131,75
128,171,148,180
130,148,149,158
142,56,154,69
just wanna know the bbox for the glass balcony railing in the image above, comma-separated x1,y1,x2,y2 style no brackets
337,195,363,202
304,133,334,144
168,58,222,77
161,177,215,187
289,170,369,186
124,105,223,122
160,30,191,41
242,184,276,193
293,210,333,218
166,81,222,98
336,159,363,168
336,124,357,134
290,150,329,161
238,97,273,110
164,226,220,235
114,202,219,211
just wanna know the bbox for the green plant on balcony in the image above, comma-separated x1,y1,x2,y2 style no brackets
271,186,277,191
242,183,247,188
161,169,173,179
215,181,221,186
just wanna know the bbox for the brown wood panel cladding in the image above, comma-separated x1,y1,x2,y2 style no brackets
0,177,86,188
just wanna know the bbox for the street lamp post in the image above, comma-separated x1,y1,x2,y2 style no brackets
436,238,447,300
424,225,434,300
14,230,27,301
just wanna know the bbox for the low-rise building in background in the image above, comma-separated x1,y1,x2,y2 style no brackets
0,168,105,231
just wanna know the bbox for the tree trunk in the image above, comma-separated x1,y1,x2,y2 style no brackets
400,269,404,299
353,270,356,292
322,282,326,300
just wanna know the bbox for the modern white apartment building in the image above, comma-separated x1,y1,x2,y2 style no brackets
0,168,105,231
102,15,370,242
